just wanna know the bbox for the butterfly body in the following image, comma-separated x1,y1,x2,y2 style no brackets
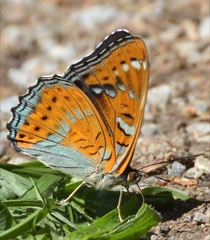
7,30,149,189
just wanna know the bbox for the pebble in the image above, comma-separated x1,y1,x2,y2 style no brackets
193,211,208,223
8,68,31,89
22,57,58,75
184,167,196,179
199,17,210,39
186,122,210,136
8,57,59,88
197,135,210,143
141,123,161,136
150,235,158,240
174,41,197,58
160,225,170,233
48,44,76,62
71,6,118,31
194,100,209,114
0,131,8,147
159,24,181,42
167,161,186,177
0,96,19,116
194,156,210,178
147,85,172,110
2,25,33,49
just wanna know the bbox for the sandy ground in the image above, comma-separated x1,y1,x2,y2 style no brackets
0,1,209,239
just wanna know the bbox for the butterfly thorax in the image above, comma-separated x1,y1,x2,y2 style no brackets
85,168,141,189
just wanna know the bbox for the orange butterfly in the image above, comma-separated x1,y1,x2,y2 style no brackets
7,30,149,221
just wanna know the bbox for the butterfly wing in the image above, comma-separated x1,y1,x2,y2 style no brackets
7,75,115,179
7,30,149,185
64,30,149,175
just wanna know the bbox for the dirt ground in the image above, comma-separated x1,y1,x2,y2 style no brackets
0,1,209,239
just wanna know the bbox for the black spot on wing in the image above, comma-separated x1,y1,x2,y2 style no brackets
121,113,134,119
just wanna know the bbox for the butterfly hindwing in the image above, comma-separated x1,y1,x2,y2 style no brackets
7,75,116,178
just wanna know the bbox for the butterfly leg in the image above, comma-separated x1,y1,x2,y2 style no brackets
136,182,145,205
117,188,123,222
56,180,86,205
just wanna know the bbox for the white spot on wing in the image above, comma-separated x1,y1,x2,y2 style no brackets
117,81,125,91
143,60,147,70
122,63,129,72
38,133,64,146
91,86,103,95
61,120,71,133
129,89,135,99
116,143,126,155
103,148,111,160
84,109,93,117
74,109,83,119
56,126,65,135
66,112,76,123
131,59,141,70
116,116,134,135
105,87,116,98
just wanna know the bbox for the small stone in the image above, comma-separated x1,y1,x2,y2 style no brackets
184,167,196,179
147,85,172,110
199,17,210,39
141,123,161,136
197,135,210,143
168,161,186,177
203,235,210,240
71,6,118,31
8,68,31,89
194,100,209,115
160,225,170,233
0,96,19,116
159,25,181,42
193,211,208,223
186,122,210,136
0,131,9,147
2,25,32,49
150,235,158,240
175,41,197,58
48,44,76,61
194,156,210,178
184,213,193,221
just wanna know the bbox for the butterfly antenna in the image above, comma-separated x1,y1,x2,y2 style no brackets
153,175,171,182
93,37,98,50
138,153,204,172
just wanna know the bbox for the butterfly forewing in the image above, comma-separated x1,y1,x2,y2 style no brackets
64,30,149,175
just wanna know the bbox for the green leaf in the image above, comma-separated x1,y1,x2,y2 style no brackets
67,200,160,240
0,168,32,197
1,161,196,239
0,208,47,240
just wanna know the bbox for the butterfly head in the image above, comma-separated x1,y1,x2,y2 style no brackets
127,170,142,185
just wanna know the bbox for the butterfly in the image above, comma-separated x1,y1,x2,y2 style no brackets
7,30,149,220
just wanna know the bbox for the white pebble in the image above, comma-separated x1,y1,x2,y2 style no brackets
147,85,172,110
